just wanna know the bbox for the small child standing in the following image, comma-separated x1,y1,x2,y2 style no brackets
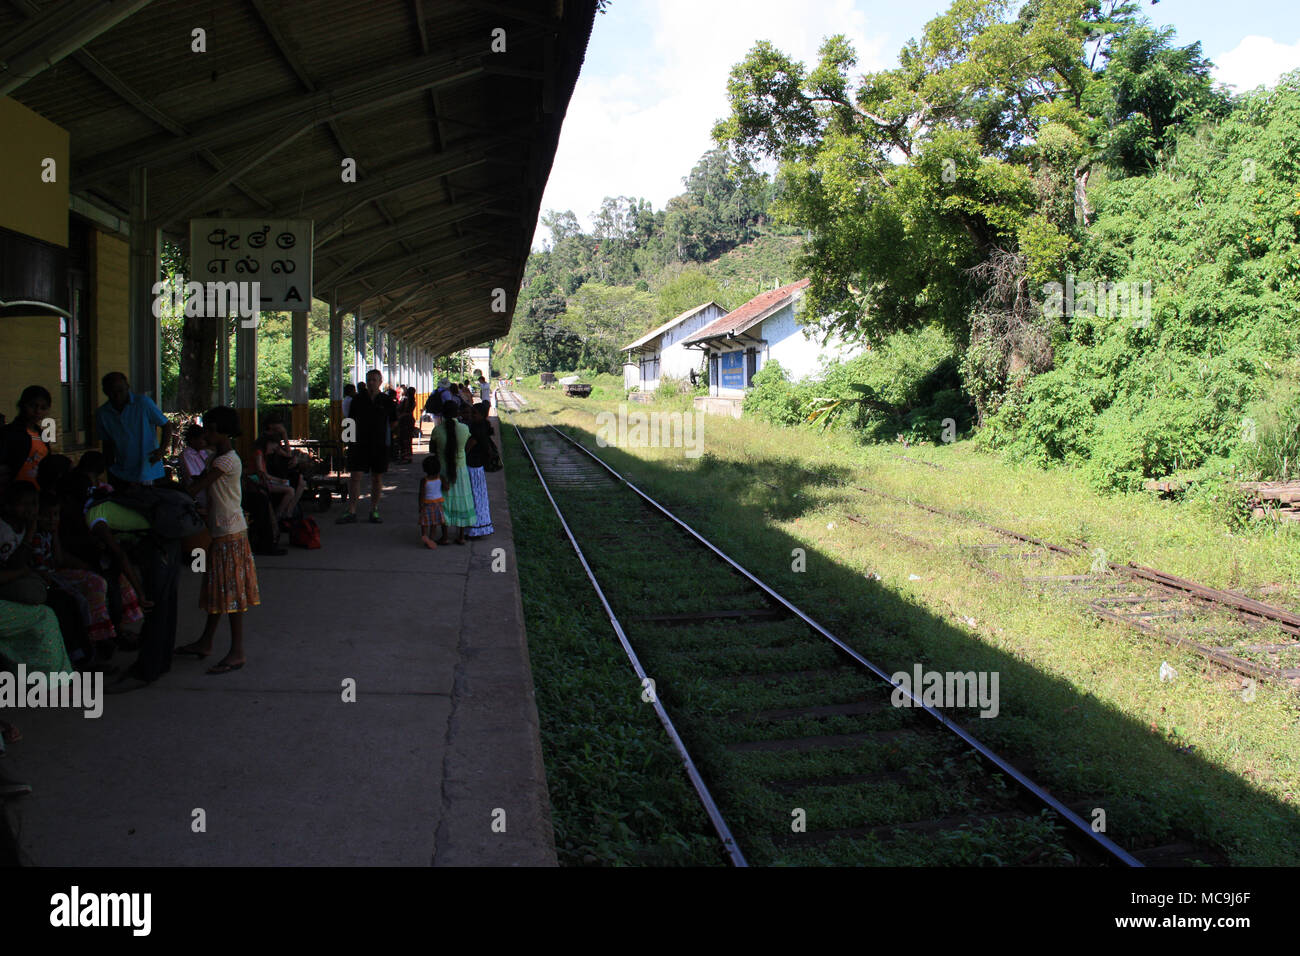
175,406,259,675
418,456,444,550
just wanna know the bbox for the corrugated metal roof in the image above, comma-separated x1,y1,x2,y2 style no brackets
1,0,597,356
682,279,810,345
622,300,727,352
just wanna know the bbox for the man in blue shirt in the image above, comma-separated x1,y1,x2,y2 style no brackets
95,371,173,486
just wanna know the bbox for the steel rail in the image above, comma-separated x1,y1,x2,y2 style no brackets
510,421,747,867
543,423,1141,867
850,480,1299,682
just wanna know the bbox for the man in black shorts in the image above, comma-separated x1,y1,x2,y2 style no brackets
336,368,396,524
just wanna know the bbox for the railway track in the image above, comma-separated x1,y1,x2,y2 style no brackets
501,398,1165,866
846,485,1300,689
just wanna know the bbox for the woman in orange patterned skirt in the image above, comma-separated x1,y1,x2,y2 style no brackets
174,406,258,675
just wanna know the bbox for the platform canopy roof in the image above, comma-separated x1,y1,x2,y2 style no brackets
0,0,597,354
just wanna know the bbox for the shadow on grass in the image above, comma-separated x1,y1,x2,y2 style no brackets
514,417,1300,866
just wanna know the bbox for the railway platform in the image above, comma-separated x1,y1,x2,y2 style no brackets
2,420,555,867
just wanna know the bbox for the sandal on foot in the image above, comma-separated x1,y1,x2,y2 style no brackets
206,661,245,675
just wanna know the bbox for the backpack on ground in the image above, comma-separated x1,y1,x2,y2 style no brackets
290,515,321,549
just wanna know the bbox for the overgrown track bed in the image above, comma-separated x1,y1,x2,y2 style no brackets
511,410,1146,867
847,484,1300,690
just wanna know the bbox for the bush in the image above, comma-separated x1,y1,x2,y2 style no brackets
743,362,807,426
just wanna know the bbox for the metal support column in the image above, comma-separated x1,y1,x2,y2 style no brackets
329,293,343,439
218,315,230,405
290,309,310,438
127,168,161,398
235,308,259,459
353,310,365,388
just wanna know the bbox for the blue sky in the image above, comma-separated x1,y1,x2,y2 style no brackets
535,0,1300,247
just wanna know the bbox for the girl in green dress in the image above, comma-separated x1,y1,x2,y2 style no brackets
433,400,476,545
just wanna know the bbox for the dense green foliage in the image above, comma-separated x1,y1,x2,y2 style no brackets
709,0,1300,495
983,73,1300,490
744,326,974,444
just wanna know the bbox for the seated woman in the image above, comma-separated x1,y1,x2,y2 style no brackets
0,385,54,489
251,436,303,521
33,491,144,646
259,421,308,503
0,482,94,669
80,484,154,611
0,600,72,673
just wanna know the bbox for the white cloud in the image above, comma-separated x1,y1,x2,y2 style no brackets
1213,35,1300,92
535,0,891,248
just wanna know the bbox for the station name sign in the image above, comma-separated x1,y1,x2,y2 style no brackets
189,218,313,311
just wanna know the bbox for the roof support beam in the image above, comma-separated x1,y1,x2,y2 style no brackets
0,0,156,97
331,241,497,291
0,0,275,213
75,39,508,184
153,122,316,226
317,199,507,261
444,0,562,29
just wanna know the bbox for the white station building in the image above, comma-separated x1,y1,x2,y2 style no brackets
683,279,862,416
621,301,728,393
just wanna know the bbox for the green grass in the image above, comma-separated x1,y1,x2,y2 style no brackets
500,421,725,866
507,386,1300,865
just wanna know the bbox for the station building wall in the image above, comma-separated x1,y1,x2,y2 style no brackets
91,230,131,404
630,303,725,393
701,295,862,402
0,96,70,427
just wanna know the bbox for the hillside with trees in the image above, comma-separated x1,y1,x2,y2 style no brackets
494,146,804,377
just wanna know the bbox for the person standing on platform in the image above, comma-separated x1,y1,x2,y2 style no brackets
174,406,258,675
397,387,416,464
417,456,444,549
464,402,494,539
95,372,172,487
433,400,475,545
477,372,490,408
336,369,396,525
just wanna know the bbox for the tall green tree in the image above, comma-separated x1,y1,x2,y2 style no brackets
713,0,1225,418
